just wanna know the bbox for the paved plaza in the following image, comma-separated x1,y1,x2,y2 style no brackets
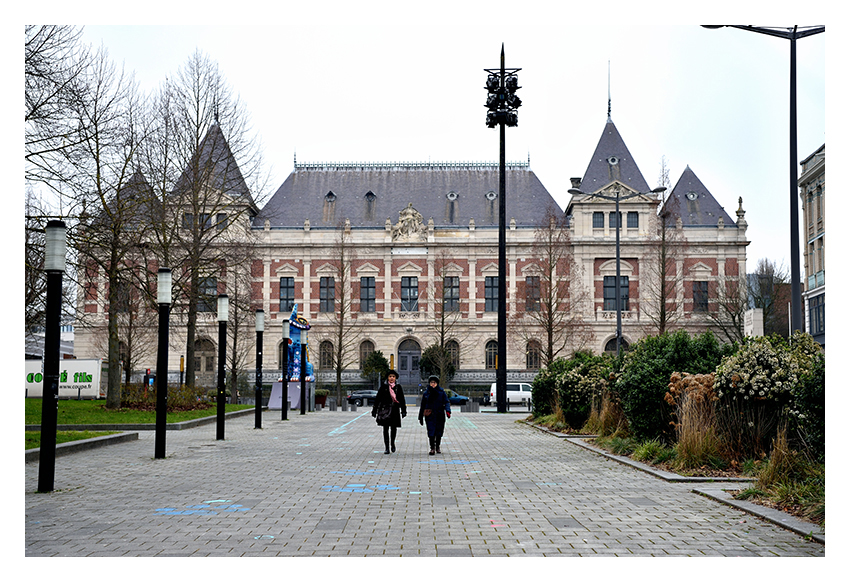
25,408,825,558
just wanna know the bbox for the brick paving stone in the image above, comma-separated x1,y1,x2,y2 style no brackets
25,410,825,558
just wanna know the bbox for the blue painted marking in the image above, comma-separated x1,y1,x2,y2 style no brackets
420,459,479,465
331,469,399,475
155,501,252,516
321,483,401,493
328,411,372,436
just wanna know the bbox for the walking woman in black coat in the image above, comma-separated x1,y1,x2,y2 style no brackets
371,370,407,454
418,375,451,455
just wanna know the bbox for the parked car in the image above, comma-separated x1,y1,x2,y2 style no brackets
485,382,533,406
347,390,378,406
445,389,469,406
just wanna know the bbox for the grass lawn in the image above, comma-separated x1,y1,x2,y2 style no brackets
25,398,253,426
26,430,120,450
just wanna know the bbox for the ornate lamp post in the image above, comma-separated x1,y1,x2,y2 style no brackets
484,44,521,413
216,294,228,440
37,220,66,492
154,268,172,459
569,187,666,357
702,25,824,333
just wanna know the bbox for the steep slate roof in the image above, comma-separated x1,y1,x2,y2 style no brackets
173,123,257,212
578,119,651,194
254,162,562,229
664,165,734,226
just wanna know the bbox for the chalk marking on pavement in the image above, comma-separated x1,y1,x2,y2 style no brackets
328,411,372,436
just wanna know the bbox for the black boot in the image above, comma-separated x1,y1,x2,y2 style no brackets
435,435,442,454
391,427,397,452
428,436,435,455
384,430,390,454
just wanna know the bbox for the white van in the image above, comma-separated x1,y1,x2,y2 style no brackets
487,382,533,406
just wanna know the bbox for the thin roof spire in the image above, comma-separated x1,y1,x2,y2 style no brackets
607,61,612,121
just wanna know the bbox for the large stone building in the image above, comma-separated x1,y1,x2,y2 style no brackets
74,116,750,390
799,144,825,346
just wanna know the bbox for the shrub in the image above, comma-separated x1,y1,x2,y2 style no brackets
791,351,825,461
584,384,628,437
531,357,573,418
715,336,798,460
665,372,724,469
616,330,733,442
557,352,612,429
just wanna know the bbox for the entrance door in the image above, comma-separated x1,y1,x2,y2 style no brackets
397,339,421,392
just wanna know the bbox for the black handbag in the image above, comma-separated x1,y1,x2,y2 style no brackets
376,404,392,423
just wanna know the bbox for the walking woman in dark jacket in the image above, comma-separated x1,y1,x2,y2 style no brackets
418,375,451,455
371,370,407,454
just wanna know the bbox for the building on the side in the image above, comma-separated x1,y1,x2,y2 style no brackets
799,144,825,347
72,116,750,391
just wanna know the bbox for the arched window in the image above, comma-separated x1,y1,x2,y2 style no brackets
526,340,541,369
604,337,629,354
319,340,334,369
485,340,498,370
359,340,375,369
194,338,216,373
446,340,460,369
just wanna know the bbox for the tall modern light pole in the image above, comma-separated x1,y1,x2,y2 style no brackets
484,44,521,413
255,309,264,429
37,220,66,493
702,25,824,333
154,268,172,459
216,294,228,440
568,187,667,357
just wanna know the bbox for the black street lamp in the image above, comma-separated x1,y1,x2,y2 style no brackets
216,294,228,440
154,268,172,459
255,309,264,429
484,44,521,414
281,317,289,420
702,25,824,333
37,220,66,492
300,326,308,416
569,187,667,357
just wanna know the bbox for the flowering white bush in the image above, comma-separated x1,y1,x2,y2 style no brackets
715,337,799,404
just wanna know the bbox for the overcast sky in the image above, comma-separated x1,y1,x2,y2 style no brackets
23,5,831,278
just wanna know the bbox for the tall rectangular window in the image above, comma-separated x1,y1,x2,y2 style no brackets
198,276,217,312
627,211,639,228
401,276,418,312
693,281,708,312
360,277,375,312
525,276,541,311
592,212,604,228
609,211,622,229
809,294,825,336
319,277,335,312
443,276,460,312
485,276,499,312
279,277,295,312
603,276,629,311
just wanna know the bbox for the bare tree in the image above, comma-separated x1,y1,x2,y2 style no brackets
423,250,470,388
641,162,688,334
749,258,791,338
140,50,267,390
511,207,590,366
706,276,748,344
25,25,92,193
316,221,363,405
46,45,149,408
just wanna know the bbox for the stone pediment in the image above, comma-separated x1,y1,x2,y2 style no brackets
392,203,427,242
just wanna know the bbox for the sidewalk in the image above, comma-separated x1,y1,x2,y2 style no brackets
25,409,824,557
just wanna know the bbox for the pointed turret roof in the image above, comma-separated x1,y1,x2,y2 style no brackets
173,123,257,212
579,119,650,194
664,165,734,226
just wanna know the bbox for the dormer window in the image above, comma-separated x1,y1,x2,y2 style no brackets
485,191,497,201
325,191,336,202
446,191,458,201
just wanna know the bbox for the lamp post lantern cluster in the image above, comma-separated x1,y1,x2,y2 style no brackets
484,45,521,413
